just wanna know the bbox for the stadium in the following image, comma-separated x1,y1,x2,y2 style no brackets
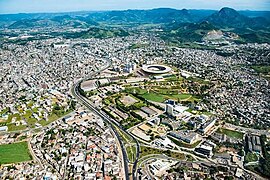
142,64,172,74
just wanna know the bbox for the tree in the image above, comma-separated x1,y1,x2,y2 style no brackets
260,135,270,177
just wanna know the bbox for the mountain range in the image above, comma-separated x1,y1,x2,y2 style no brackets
0,7,269,43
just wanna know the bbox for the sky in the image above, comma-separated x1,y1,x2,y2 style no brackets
0,0,269,14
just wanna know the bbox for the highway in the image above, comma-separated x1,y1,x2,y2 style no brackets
71,58,140,180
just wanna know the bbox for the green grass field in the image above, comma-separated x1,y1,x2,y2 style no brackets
126,145,136,162
217,128,244,139
7,113,21,123
245,152,258,163
0,141,32,164
251,65,270,74
169,136,201,148
125,87,198,103
140,146,185,160
39,113,59,126
141,93,165,102
7,124,27,131
114,125,134,144
141,92,195,103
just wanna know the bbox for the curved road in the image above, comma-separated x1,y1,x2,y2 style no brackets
71,58,140,180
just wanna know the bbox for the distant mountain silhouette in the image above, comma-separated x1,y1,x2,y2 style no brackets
206,7,269,29
1,7,269,29
85,8,197,24
51,15,73,22
0,7,269,43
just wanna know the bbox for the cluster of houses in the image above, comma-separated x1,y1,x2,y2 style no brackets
30,109,123,179
0,89,71,132
163,161,255,180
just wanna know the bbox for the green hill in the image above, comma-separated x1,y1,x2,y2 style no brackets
161,21,217,43
64,27,129,39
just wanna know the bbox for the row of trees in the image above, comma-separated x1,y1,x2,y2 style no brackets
259,135,270,177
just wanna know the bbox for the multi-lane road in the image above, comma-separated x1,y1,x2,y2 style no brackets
71,58,140,180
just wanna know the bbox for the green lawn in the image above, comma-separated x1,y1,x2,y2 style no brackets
126,86,198,103
7,124,27,131
186,154,196,161
245,152,258,163
187,77,210,84
0,141,32,164
126,145,136,162
171,94,192,100
27,101,34,108
23,110,32,119
7,113,21,123
164,75,183,81
217,128,244,139
32,107,39,113
251,65,270,74
27,118,38,128
140,146,185,160
0,108,9,116
141,92,196,103
141,93,165,102
169,136,201,149
114,125,134,144
39,109,73,127
39,113,59,126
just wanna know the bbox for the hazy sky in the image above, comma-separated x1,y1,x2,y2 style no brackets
0,0,269,14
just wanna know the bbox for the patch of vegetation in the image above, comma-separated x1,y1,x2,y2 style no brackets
164,75,182,81
26,118,37,128
141,93,165,102
125,87,198,103
7,113,21,123
7,124,27,131
251,65,270,75
113,124,135,144
0,141,32,164
39,113,59,126
19,135,27,141
258,135,270,177
140,146,185,160
216,128,244,139
186,154,196,161
245,152,258,163
160,21,217,44
126,145,136,162
0,107,10,115
240,32,270,44
121,117,142,130
187,77,210,85
103,93,146,129
168,136,201,149
245,165,261,176
64,27,129,39
38,104,74,127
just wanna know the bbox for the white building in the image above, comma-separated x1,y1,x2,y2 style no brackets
81,80,97,92
166,104,190,120
199,119,216,134
169,131,201,144
0,126,8,131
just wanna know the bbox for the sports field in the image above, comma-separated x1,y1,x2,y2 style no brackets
0,141,32,164
217,128,244,139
